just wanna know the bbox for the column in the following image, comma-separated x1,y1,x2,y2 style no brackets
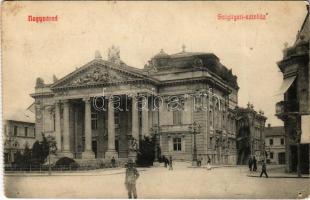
105,96,118,159
82,97,95,159
129,95,139,160
132,95,139,140
60,100,73,158
54,101,61,152
141,95,149,137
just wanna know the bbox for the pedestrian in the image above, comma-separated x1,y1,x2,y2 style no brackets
163,156,168,168
169,156,173,170
259,160,268,178
207,156,211,170
197,156,201,167
111,156,116,168
248,156,253,171
125,159,140,198
253,156,257,172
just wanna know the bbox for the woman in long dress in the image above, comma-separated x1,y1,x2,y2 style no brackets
207,156,211,170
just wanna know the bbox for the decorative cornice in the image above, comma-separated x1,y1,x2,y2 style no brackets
30,92,54,98
51,78,157,91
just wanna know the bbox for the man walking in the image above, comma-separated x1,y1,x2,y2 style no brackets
125,159,139,198
253,156,257,171
111,156,116,168
248,156,253,171
260,160,268,178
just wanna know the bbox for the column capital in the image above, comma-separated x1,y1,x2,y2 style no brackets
61,99,70,104
82,97,91,102
54,99,61,104
127,93,138,99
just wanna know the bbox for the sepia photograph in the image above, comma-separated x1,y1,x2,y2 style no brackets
1,1,310,199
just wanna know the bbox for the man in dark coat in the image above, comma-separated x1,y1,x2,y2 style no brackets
248,157,253,171
260,160,268,178
253,156,257,171
125,159,140,198
163,155,168,168
111,157,116,168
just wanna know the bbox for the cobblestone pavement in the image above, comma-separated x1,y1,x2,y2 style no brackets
4,163,310,198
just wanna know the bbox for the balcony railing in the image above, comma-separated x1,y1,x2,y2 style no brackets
276,100,299,116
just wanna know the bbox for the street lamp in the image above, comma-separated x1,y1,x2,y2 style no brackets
189,122,201,166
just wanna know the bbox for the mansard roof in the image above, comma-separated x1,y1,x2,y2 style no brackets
264,126,285,137
146,50,238,89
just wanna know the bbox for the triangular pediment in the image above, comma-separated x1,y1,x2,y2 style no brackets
51,59,158,89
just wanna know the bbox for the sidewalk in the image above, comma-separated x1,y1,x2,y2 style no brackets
246,166,310,179
247,173,310,179
4,167,127,176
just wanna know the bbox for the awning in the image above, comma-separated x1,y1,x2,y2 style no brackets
276,76,296,95
301,115,310,144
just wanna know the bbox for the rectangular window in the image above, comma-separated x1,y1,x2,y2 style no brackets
269,139,273,146
173,137,182,151
173,110,182,125
281,138,284,145
14,126,18,136
270,152,274,159
91,113,98,130
24,127,28,137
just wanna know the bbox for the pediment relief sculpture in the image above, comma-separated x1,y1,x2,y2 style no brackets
67,66,133,87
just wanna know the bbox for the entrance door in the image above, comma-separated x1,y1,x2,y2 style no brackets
92,141,97,158
290,145,297,172
278,152,286,164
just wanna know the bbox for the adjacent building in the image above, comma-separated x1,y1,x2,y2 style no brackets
264,125,286,165
3,109,36,164
276,6,309,174
31,46,239,165
235,103,267,165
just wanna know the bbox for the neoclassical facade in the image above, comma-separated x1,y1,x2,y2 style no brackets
31,47,239,164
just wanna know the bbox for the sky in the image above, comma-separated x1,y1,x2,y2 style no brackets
2,1,308,126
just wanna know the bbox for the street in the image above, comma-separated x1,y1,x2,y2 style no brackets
4,163,310,199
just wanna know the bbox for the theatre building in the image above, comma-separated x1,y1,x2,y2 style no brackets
31,46,239,165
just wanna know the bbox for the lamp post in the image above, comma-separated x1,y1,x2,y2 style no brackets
189,122,201,166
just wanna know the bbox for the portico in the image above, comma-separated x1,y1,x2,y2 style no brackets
52,92,152,160
31,47,240,165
